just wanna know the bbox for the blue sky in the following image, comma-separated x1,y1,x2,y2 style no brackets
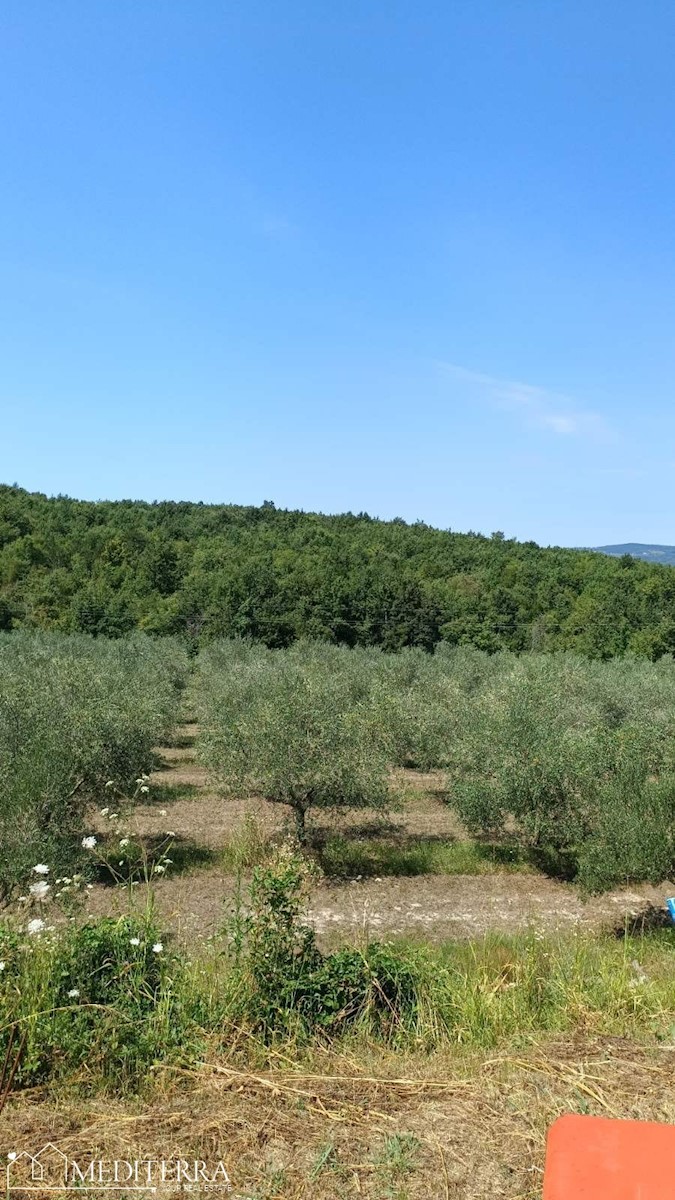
2,1,675,546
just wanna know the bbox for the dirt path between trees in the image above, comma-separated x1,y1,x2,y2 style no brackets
86,724,674,948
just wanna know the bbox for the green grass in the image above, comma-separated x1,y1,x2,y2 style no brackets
2,912,675,1099
220,813,273,871
426,927,675,1045
373,1134,422,1200
141,780,201,805
215,821,532,879
317,834,531,878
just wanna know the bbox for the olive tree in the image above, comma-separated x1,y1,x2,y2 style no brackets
196,644,391,841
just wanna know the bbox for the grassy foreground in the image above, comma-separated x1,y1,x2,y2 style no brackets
2,850,675,1198
3,1035,675,1200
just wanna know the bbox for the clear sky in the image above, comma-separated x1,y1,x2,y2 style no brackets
2,1,675,546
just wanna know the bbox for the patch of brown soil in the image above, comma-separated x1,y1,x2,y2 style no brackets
83,865,674,953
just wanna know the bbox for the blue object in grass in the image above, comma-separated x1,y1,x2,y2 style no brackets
666,898,675,924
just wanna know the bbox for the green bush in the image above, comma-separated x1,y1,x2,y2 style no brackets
450,652,675,887
576,775,675,893
226,847,426,1040
0,914,196,1088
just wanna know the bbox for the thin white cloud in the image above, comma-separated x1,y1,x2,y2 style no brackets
438,362,610,439
259,214,298,240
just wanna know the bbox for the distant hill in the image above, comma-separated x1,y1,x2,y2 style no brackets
3,484,675,658
595,544,675,565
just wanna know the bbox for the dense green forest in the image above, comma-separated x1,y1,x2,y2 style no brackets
2,484,675,657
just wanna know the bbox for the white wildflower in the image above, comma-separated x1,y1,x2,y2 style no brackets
67,988,80,999
32,864,49,875
26,918,45,936
154,865,166,874
0,962,5,971
129,937,141,946
140,785,149,794
119,838,130,848
152,942,163,954
100,807,110,816
166,831,175,838
105,780,115,788
82,836,97,850
29,881,50,901
630,959,648,985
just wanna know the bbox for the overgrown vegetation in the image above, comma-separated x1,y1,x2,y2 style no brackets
1,849,675,1097
4,484,675,657
0,631,188,901
0,912,197,1087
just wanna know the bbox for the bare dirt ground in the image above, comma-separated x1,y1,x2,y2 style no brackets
85,725,673,948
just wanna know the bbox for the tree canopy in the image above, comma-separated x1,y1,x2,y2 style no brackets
2,484,675,658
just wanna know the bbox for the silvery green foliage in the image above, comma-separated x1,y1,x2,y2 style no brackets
195,639,391,839
196,640,675,889
0,631,189,900
449,651,675,887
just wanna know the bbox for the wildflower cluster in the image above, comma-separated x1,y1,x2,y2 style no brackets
13,858,91,935
79,776,175,896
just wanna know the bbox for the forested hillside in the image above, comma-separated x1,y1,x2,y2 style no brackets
2,484,675,657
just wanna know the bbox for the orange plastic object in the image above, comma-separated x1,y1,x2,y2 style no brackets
543,1114,675,1198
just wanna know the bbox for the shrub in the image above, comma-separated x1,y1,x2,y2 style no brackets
450,652,675,886
227,847,426,1039
0,914,195,1088
576,775,675,893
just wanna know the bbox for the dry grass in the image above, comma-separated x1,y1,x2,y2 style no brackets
4,1037,675,1198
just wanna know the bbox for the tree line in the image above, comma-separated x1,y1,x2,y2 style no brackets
2,484,675,657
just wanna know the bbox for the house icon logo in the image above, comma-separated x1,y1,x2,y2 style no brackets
7,1143,71,1191
6,1146,233,1192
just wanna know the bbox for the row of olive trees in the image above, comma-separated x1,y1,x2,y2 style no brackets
447,652,675,890
195,639,675,890
0,631,190,899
